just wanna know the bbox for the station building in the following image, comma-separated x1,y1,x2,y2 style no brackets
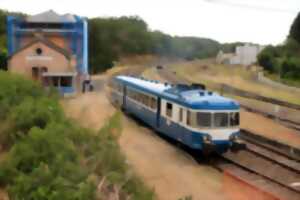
7,10,89,96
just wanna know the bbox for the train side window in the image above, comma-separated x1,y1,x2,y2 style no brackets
166,102,173,117
187,110,191,125
150,97,156,109
144,94,149,106
137,93,141,102
179,108,183,122
146,95,150,107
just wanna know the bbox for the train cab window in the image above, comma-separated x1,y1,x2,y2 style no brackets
230,112,239,126
196,112,212,127
166,102,173,117
214,113,229,128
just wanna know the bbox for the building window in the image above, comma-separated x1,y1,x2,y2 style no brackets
166,102,173,117
52,77,60,87
41,67,48,73
61,76,73,87
36,48,43,55
32,67,39,80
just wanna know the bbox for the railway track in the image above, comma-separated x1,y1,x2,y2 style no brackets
155,66,300,199
108,66,300,199
215,147,300,199
210,128,300,200
157,67,300,132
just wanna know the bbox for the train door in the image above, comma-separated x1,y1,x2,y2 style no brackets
156,97,161,128
178,107,188,144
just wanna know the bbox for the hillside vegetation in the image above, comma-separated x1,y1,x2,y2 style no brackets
257,12,300,86
88,16,221,73
0,71,154,200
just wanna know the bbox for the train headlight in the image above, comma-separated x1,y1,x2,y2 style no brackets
230,134,239,141
203,135,212,143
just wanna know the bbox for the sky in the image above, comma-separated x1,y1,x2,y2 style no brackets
1,0,299,45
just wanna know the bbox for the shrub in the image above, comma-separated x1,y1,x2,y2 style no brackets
0,71,44,120
0,72,155,200
0,125,95,200
1,97,64,147
281,57,300,80
257,46,280,73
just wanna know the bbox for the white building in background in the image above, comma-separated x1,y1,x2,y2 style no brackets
216,44,265,66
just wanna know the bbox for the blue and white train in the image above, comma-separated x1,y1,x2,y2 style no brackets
111,75,242,154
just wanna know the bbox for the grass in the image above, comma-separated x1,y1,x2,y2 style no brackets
170,60,300,105
95,112,156,200
264,72,300,88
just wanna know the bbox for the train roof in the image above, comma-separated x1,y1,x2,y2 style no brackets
115,75,239,110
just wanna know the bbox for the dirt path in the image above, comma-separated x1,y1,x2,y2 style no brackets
120,117,226,200
62,75,115,130
61,73,228,200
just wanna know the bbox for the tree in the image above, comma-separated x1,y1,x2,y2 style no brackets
87,16,220,73
281,57,300,80
257,45,280,73
289,12,300,44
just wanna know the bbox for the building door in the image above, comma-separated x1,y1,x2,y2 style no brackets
32,66,48,81
32,67,39,80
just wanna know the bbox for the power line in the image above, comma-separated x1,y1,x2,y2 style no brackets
203,0,298,14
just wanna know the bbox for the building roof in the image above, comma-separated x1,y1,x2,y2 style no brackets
26,10,77,23
8,36,71,60
115,75,239,110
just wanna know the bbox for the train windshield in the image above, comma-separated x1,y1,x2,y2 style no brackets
196,112,212,127
187,111,212,128
214,113,229,128
187,111,239,128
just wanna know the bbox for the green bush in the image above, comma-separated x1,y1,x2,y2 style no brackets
257,45,281,73
0,72,154,199
0,125,96,200
0,97,64,147
281,57,300,80
0,71,45,119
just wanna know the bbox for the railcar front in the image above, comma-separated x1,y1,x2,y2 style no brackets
184,107,241,154
158,88,242,154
